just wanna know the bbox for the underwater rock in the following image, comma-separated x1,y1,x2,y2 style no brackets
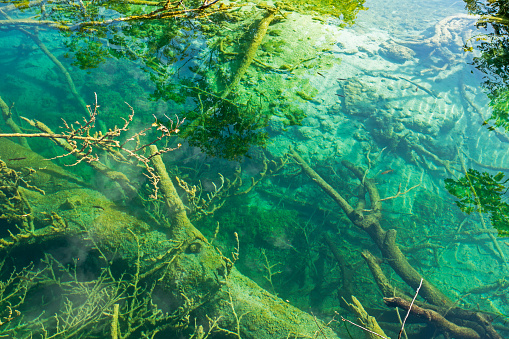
60,196,82,210
199,270,340,339
344,48,359,55
266,117,286,135
424,14,478,49
295,126,323,140
358,45,375,57
378,41,416,63
343,78,379,116
370,116,406,150
405,115,440,136
353,129,370,142
320,119,337,133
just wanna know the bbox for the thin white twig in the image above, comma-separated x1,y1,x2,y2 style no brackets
398,278,423,339
341,317,389,339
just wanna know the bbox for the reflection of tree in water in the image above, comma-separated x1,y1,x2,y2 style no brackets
464,0,509,129
0,0,366,160
184,92,269,160
444,1,509,238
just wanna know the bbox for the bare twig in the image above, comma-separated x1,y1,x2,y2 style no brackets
311,312,329,339
379,184,420,202
0,95,182,199
398,278,423,339
340,317,389,339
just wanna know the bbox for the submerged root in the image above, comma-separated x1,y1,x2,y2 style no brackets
291,148,503,339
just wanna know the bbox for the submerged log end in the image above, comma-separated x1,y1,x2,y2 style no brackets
384,297,481,339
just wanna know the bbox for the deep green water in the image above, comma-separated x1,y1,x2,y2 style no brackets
0,0,508,338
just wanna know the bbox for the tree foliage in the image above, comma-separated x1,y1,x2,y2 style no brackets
445,169,509,236
464,0,509,130
1,0,366,160
445,1,509,237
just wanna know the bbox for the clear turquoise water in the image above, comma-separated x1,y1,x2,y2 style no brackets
0,0,508,338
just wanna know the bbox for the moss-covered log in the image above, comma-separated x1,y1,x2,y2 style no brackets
0,138,340,339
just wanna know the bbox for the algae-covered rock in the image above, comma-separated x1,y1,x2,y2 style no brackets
343,78,380,116
295,126,323,140
199,270,340,339
378,41,416,63
0,138,86,193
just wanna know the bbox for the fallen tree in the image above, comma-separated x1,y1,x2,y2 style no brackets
0,131,341,338
290,148,503,339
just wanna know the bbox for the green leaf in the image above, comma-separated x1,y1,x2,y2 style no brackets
446,169,509,236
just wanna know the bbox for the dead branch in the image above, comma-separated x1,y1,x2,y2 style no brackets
175,153,287,222
221,7,276,99
182,6,277,136
290,149,504,339
342,296,389,339
398,278,423,339
148,145,199,237
361,250,410,300
176,173,228,220
291,148,449,307
363,250,503,339
0,2,236,32
290,148,355,216
411,143,457,176
0,95,182,199
379,183,420,202
384,297,481,339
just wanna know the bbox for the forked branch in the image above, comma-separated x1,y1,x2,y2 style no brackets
0,94,182,199
289,149,509,338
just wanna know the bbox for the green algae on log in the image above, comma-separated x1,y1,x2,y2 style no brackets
0,139,341,338
222,8,276,99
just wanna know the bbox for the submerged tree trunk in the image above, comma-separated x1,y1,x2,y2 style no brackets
0,138,340,339
290,148,502,339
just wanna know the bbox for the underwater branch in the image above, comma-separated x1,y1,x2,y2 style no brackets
0,95,182,199
290,148,503,339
